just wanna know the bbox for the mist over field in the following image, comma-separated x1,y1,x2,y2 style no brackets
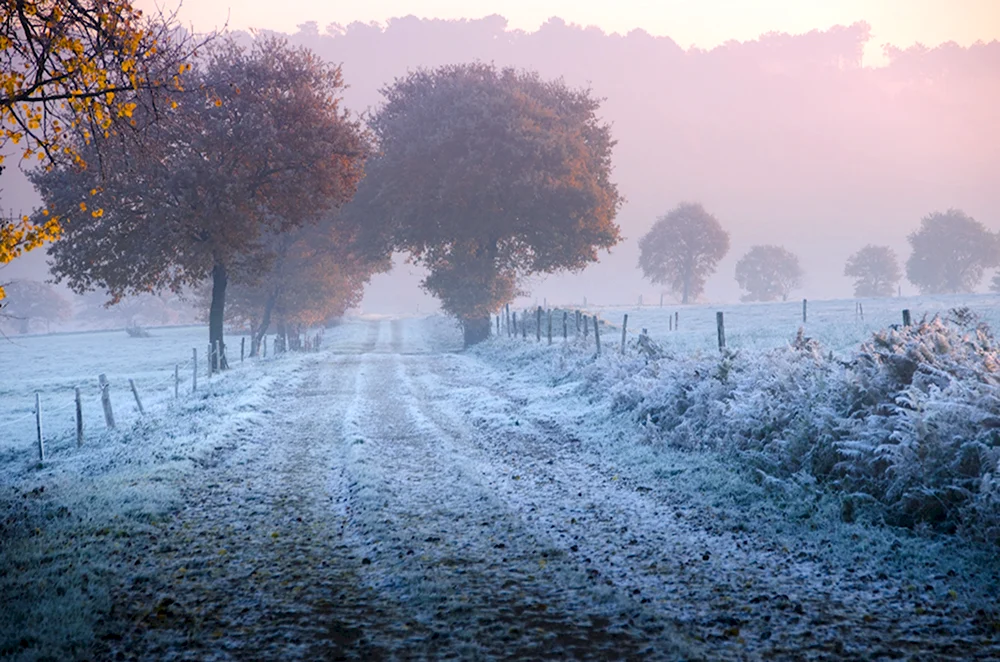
3,16,998,312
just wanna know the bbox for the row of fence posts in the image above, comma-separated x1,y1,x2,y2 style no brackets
713,305,914,351
29,334,263,463
496,300,917,356
499,305,631,356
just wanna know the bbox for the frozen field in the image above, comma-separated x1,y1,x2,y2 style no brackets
0,326,249,466
573,293,1000,355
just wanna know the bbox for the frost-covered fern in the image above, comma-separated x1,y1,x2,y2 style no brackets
575,311,1000,543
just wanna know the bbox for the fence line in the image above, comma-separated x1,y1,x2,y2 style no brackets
0,331,319,464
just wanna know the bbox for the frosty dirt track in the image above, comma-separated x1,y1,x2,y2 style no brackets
51,317,999,660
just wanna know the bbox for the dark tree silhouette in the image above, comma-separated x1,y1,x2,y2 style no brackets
362,62,622,345
735,245,803,302
844,244,902,297
905,209,997,294
33,37,368,368
637,202,729,304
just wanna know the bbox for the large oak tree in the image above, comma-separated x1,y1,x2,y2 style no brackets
363,62,622,344
32,37,368,367
637,202,729,304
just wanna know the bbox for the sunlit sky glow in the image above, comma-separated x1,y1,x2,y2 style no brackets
140,0,999,65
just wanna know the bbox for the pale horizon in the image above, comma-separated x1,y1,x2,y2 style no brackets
139,0,1000,65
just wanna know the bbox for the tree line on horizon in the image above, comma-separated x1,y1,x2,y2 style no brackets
637,204,999,304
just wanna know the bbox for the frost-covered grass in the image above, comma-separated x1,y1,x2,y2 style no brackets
558,292,1000,355
0,322,360,660
486,302,1000,545
0,326,258,467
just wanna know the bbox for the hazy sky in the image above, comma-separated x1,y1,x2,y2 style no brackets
140,0,999,64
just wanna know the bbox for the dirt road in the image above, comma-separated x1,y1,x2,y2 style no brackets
100,317,1000,661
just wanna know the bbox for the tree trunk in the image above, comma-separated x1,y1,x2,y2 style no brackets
209,261,229,370
462,316,491,347
251,290,279,357
276,318,287,353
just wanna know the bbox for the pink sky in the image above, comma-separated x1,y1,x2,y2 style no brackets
139,0,999,65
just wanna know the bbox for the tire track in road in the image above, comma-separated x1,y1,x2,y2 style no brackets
336,349,695,660
104,354,398,661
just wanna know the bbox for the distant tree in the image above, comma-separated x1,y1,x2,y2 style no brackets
210,216,389,355
0,1,206,276
637,202,729,304
905,209,997,294
844,244,902,297
0,279,71,333
31,37,368,369
362,62,622,345
735,245,803,302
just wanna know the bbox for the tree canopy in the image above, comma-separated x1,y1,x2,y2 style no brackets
0,0,204,276
362,62,622,344
844,244,901,297
905,209,997,294
735,244,803,302
31,37,369,366
637,202,729,304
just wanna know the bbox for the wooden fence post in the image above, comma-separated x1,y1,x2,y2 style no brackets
35,392,44,462
192,348,198,393
505,304,511,336
563,311,568,340
859,302,864,321
716,312,726,350
75,386,83,447
512,312,517,338
583,314,589,338
129,378,145,414
262,335,267,358
675,311,679,331
522,314,527,339
536,306,542,342
902,309,912,326
575,310,580,333
621,314,628,354
547,310,552,345
593,315,601,355
241,337,245,363
802,298,808,323
174,364,179,398
208,343,214,377
98,374,115,429
669,314,673,332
